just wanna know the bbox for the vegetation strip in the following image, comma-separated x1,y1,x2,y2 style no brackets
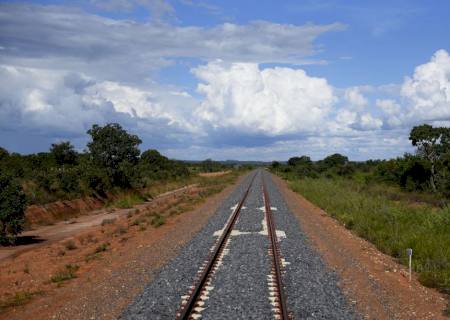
270,124,450,297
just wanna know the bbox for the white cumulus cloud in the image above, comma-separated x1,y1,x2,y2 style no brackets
192,61,336,136
344,87,368,110
400,49,450,124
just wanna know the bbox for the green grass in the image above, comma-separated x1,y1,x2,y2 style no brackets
151,214,166,227
110,193,146,209
50,264,79,283
0,291,43,312
94,243,109,253
288,177,450,294
85,243,110,262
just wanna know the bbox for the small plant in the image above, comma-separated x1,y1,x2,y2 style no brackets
130,219,140,226
51,264,79,283
112,225,128,236
445,302,450,317
95,243,109,253
101,218,116,226
0,291,42,311
85,242,110,262
119,236,129,243
151,214,165,227
85,253,99,262
63,240,77,250
23,263,30,274
79,233,97,245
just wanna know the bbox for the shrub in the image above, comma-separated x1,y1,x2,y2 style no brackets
0,173,27,244
151,214,165,227
51,264,79,283
94,243,109,253
63,240,77,250
0,291,42,311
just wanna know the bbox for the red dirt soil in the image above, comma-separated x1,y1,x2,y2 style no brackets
25,197,104,227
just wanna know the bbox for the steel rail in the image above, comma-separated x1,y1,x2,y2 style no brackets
262,173,289,320
177,173,257,320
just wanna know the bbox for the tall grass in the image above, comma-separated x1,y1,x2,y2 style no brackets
289,177,450,293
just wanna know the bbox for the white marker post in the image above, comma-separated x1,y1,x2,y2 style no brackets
406,248,413,282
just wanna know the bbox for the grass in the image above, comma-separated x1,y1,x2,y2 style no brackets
94,243,109,253
50,264,79,283
0,291,43,312
287,176,450,294
85,243,110,262
151,214,165,227
110,193,146,209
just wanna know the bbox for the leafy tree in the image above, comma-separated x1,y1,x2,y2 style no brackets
322,153,348,167
0,147,9,161
200,159,223,172
50,141,78,166
288,156,312,166
0,174,27,244
409,124,450,192
271,161,280,169
141,149,168,167
87,124,142,187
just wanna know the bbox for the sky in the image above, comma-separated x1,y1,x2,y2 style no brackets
0,0,449,161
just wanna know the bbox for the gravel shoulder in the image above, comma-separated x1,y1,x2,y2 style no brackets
272,173,448,319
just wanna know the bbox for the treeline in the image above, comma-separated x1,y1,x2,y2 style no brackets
0,123,223,243
271,124,450,197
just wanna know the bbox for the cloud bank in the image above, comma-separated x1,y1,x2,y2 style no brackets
0,2,449,160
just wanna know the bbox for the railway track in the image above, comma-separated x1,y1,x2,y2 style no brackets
176,171,289,320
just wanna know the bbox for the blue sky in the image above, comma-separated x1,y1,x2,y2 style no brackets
0,0,449,160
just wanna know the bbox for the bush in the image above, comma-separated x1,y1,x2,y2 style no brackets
0,174,27,244
63,240,77,250
51,264,79,283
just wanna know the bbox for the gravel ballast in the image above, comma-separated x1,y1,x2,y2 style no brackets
120,170,356,319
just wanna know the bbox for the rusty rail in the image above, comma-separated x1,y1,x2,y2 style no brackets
177,173,256,320
263,173,289,320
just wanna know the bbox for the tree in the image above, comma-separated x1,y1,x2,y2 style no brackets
271,161,280,169
288,156,312,166
0,173,27,244
87,123,142,187
0,147,9,161
409,124,450,192
322,153,348,167
141,149,168,166
200,159,222,172
50,141,78,166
